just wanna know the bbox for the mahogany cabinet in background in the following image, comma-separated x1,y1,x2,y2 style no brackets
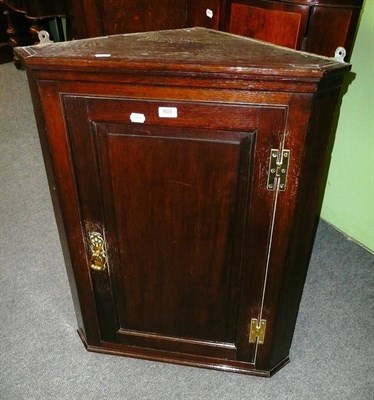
225,0,311,50
0,2,12,63
68,0,186,39
303,0,363,58
68,0,363,60
16,28,350,376
224,0,363,60
1,0,68,67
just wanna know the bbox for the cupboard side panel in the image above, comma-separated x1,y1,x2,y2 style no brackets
35,83,102,345
269,88,342,368
250,95,313,371
235,106,288,364
25,75,86,336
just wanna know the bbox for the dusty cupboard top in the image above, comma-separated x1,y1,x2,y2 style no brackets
16,27,350,82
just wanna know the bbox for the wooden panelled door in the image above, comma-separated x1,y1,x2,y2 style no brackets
62,95,286,364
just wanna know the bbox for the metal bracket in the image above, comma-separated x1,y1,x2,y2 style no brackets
38,30,54,45
334,47,346,62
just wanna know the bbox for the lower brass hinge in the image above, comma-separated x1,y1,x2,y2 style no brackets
248,318,267,345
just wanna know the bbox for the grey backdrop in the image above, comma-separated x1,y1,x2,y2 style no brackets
1,62,373,399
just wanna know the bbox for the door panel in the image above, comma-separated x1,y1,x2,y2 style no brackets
63,95,286,361
227,0,310,50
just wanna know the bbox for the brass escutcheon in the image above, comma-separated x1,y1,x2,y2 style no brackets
88,232,107,271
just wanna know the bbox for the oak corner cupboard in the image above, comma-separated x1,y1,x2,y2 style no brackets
15,28,350,377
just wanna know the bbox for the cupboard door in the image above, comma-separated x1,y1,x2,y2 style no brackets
62,95,286,363
226,0,310,49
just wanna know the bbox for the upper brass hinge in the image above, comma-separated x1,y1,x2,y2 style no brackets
248,318,267,345
267,148,290,191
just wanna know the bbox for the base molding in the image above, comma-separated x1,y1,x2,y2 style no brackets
77,329,289,378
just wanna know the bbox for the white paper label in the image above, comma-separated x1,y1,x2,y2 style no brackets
130,112,146,123
206,9,213,19
158,107,178,119
94,53,111,58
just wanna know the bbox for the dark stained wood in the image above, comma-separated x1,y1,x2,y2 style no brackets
16,27,350,377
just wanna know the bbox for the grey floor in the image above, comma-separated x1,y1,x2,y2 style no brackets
0,61,373,400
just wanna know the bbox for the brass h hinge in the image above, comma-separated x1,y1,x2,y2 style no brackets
267,149,290,191
248,318,267,345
